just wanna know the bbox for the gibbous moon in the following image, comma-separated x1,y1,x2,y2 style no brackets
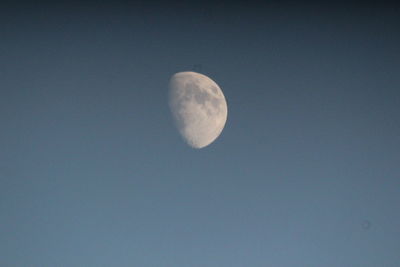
169,71,228,149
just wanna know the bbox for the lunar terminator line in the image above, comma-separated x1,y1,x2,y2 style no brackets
168,71,228,148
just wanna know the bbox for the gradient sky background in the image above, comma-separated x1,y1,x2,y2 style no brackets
1,1,400,266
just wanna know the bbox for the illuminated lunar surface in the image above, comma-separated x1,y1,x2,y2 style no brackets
169,71,228,149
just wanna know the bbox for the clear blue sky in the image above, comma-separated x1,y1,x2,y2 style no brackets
1,1,399,266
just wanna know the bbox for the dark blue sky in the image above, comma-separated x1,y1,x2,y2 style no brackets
1,2,400,266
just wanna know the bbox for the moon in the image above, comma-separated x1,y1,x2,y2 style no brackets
168,71,228,149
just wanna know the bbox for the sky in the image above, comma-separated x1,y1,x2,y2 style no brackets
1,1,400,266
